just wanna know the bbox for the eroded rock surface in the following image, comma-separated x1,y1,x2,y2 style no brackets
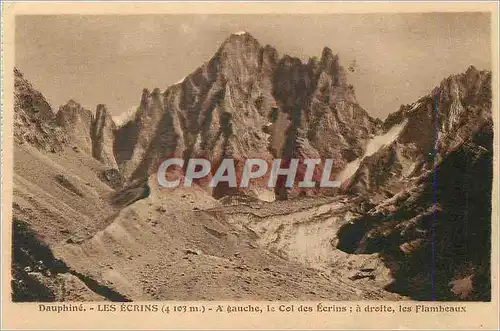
11,33,493,302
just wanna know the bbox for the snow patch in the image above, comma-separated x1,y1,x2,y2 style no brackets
336,159,362,184
233,31,248,36
113,107,137,127
336,120,408,182
174,76,186,85
365,120,407,157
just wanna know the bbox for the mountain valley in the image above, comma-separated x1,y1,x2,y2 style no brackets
11,32,493,302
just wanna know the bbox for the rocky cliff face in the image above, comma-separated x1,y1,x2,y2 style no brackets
115,33,278,184
56,101,119,170
13,68,68,152
115,32,378,199
11,33,493,302
56,100,95,155
91,104,119,169
14,68,122,193
336,66,493,301
274,47,377,164
342,66,492,201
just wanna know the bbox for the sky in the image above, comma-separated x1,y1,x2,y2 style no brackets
16,13,491,119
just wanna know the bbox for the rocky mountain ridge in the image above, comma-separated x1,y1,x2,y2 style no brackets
13,68,68,153
17,32,382,200
343,66,492,202
11,31,493,301
15,68,120,171
336,66,493,300
15,34,491,204
113,32,380,199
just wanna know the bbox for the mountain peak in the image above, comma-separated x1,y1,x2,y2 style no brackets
96,104,109,118
207,31,263,83
321,46,334,59
219,30,260,51
232,30,249,36
466,64,478,73
66,99,80,107
58,99,91,118
320,46,338,65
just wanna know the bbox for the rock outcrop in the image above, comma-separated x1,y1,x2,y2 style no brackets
13,68,68,152
343,66,492,201
91,104,119,169
336,67,493,301
115,32,379,199
14,68,123,200
11,34,493,302
56,100,94,155
56,101,119,170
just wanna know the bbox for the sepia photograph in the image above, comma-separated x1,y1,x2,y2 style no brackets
1,2,498,329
